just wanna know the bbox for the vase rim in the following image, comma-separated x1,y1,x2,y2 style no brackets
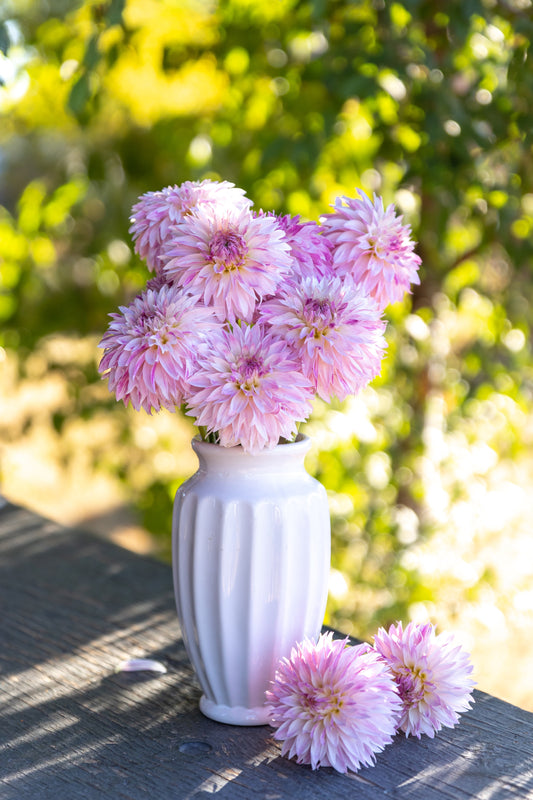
191,433,311,457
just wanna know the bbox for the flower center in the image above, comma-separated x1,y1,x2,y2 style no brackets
236,355,264,392
147,318,175,350
136,305,180,351
303,685,344,720
209,230,249,273
303,297,335,337
397,666,428,705
365,228,401,258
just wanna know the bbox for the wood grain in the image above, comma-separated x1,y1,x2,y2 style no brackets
1,502,532,799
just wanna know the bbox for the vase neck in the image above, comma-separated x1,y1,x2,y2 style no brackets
191,437,311,475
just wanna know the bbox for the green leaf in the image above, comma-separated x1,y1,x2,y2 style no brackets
67,73,91,115
508,43,528,85
83,34,101,70
0,22,10,56
310,0,327,20
106,0,126,26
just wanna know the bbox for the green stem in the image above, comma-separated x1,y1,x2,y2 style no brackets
197,426,220,445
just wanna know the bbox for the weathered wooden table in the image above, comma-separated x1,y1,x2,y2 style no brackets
1,501,532,799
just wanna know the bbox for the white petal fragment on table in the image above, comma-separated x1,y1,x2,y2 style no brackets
117,658,167,674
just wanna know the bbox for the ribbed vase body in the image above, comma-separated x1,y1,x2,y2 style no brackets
172,436,331,725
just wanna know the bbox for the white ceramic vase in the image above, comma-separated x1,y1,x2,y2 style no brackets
172,435,331,726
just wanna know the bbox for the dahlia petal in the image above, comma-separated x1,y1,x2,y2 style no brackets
373,621,475,739
261,275,386,401
321,190,422,310
130,180,252,273
266,633,401,774
185,323,313,453
162,205,291,322
98,284,217,413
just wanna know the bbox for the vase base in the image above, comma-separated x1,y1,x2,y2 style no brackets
199,695,270,726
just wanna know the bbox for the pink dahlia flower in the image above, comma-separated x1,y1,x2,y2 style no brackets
260,276,387,402
265,632,401,773
373,621,475,739
185,323,313,453
163,206,292,323
259,213,333,281
129,179,251,273
321,191,421,310
98,284,217,413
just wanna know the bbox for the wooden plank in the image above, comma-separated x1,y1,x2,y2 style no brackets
1,502,532,799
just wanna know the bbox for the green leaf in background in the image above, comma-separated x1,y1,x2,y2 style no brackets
67,72,91,115
0,21,10,56
83,33,101,70
106,0,126,27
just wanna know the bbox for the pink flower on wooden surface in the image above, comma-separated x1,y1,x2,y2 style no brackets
163,206,292,323
98,283,216,413
265,632,401,773
321,191,421,310
185,323,313,453
130,179,251,273
260,276,387,402
373,621,475,738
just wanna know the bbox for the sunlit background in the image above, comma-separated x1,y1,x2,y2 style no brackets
1,0,533,710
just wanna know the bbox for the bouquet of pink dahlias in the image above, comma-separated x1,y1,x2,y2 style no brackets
99,180,421,452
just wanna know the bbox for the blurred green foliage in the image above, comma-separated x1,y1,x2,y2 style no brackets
1,0,533,637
